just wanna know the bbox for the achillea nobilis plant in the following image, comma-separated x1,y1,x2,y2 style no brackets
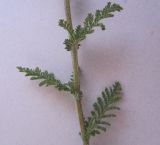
17,1,123,145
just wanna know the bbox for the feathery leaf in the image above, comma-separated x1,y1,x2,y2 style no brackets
59,2,123,51
17,66,75,94
84,82,122,141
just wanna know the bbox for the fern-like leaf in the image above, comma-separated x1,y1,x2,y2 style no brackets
17,66,75,94
84,82,122,141
59,2,123,51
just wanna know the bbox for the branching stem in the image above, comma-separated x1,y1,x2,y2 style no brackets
64,0,89,145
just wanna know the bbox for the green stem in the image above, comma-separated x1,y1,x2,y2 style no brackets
64,0,89,145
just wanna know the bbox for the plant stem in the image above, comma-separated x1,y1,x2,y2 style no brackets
64,0,89,145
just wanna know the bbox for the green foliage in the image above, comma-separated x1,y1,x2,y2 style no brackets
84,82,122,141
17,2,123,144
59,2,123,51
17,66,75,94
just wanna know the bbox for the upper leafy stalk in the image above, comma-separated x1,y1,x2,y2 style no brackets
59,2,123,51
17,2,123,145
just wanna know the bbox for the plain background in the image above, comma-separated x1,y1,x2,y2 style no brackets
0,0,160,145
